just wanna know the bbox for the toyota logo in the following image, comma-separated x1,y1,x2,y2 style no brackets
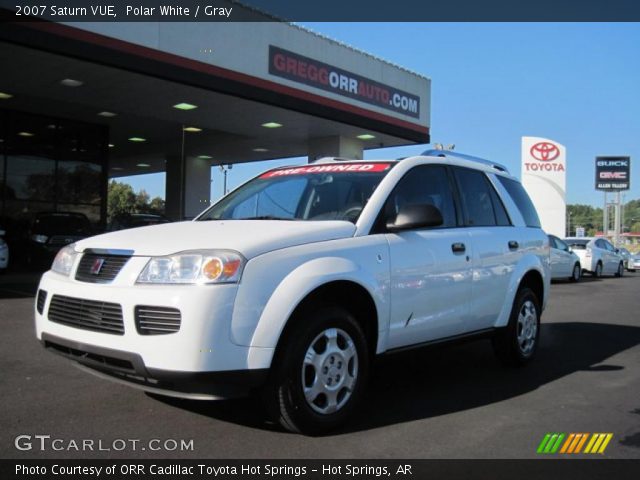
530,142,560,162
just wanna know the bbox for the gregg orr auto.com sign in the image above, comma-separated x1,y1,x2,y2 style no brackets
595,156,631,191
269,46,420,118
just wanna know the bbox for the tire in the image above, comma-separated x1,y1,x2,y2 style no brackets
615,262,624,278
492,287,541,366
593,262,603,278
264,305,370,435
569,263,581,282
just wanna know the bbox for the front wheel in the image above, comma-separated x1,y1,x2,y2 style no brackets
492,287,541,366
569,263,581,282
264,306,369,435
615,262,624,277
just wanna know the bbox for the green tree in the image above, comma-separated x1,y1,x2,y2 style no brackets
107,181,136,222
107,181,166,222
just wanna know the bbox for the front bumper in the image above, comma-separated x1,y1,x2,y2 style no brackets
42,333,268,399
36,262,274,397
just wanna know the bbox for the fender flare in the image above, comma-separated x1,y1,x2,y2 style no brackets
493,254,549,328
246,256,387,353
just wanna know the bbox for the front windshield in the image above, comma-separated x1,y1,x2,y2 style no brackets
198,162,394,223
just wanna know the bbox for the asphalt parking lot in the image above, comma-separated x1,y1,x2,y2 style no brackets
1,271,639,459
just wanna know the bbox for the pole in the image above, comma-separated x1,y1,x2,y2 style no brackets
603,192,608,236
223,168,228,195
614,191,621,247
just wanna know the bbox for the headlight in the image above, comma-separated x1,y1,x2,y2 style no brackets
31,234,48,244
51,244,78,276
137,250,245,285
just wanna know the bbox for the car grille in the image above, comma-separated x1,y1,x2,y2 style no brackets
48,295,124,335
36,289,47,314
135,306,181,335
75,253,131,283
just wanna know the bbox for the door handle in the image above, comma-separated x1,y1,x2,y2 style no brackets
508,240,519,250
451,242,466,253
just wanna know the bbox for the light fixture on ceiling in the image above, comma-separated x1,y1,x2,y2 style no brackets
18,131,34,137
111,167,123,171
128,137,146,142
197,155,213,159
183,126,202,132
98,111,117,117
108,144,115,148
173,102,198,111
261,122,282,128
253,148,269,152
60,78,84,87
357,134,376,140
0,92,13,100
136,163,151,168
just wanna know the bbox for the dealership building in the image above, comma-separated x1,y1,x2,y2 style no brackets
0,9,431,243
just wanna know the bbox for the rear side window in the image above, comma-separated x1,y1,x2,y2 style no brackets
496,176,541,228
453,167,508,227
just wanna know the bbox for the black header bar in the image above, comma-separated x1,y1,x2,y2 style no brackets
1,0,640,22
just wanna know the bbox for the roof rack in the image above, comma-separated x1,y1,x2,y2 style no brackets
421,149,510,174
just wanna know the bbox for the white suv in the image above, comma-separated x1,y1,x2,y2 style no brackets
35,152,550,434
564,237,625,278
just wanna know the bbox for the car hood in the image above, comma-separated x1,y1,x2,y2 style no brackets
73,220,356,259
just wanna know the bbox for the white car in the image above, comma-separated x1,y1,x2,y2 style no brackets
618,247,634,272
564,237,625,278
35,152,550,434
0,227,8,271
630,254,640,272
548,234,581,281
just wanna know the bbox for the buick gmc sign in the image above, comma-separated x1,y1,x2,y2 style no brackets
595,156,631,191
269,46,420,118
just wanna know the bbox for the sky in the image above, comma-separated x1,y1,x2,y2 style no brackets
120,22,640,207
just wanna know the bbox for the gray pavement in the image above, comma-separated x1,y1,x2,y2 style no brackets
1,272,639,459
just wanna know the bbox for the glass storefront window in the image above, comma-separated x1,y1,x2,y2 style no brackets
0,109,108,264
6,155,56,201
56,161,102,205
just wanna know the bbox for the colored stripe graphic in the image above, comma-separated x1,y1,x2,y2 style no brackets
559,433,575,454
537,433,565,454
538,433,613,454
574,433,589,453
585,433,614,454
537,434,552,453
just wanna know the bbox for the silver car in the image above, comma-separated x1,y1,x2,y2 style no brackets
549,234,581,281
618,247,634,272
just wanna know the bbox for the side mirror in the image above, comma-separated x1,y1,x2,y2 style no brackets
386,204,443,232
615,248,620,253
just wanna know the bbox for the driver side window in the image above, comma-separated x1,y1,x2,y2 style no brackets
384,165,457,228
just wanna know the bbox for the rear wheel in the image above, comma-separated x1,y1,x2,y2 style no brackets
492,287,541,366
569,263,581,282
593,262,603,278
264,305,369,435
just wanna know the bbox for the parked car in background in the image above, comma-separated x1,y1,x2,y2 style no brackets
548,234,581,281
564,237,625,278
27,212,93,269
618,247,634,272
629,253,640,272
108,213,170,232
0,226,8,272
